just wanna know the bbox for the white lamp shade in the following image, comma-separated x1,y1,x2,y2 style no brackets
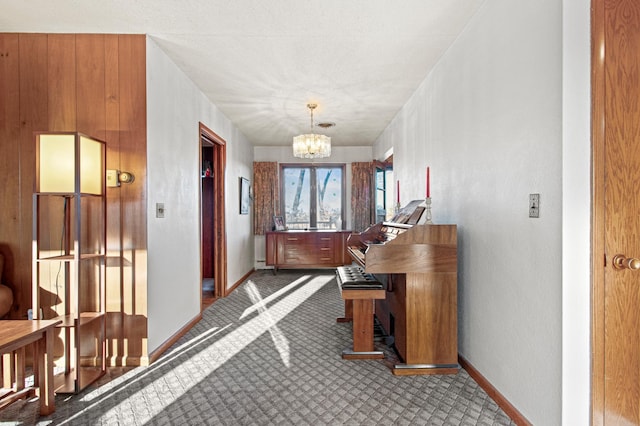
37,133,104,195
80,135,103,194
292,133,331,159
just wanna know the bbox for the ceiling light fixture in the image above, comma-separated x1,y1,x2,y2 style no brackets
293,103,331,159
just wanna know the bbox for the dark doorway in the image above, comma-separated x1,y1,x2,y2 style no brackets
200,123,227,309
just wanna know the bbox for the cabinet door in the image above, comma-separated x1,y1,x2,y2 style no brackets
265,233,277,265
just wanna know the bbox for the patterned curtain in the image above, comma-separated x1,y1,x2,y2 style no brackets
351,162,373,232
253,162,280,235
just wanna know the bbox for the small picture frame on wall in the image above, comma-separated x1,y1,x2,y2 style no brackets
273,215,286,231
240,177,250,215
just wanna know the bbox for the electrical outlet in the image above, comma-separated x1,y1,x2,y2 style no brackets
156,203,165,218
529,194,540,218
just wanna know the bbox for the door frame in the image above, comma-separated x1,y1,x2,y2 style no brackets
591,0,605,421
199,122,227,305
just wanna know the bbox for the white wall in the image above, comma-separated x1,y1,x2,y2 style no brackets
253,145,372,268
146,38,254,353
562,0,591,423
374,0,562,424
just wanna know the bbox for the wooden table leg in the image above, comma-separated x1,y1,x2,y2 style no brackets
37,328,56,415
15,347,25,392
2,352,14,389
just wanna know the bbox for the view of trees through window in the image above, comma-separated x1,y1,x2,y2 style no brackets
375,166,394,223
282,165,344,230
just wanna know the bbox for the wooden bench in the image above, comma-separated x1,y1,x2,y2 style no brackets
336,266,386,360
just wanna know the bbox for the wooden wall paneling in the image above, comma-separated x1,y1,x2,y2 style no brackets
18,34,48,319
104,34,125,366
118,35,148,364
5,33,148,366
47,34,76,132
75,34,106,139
45,35,77,329
0,34,21,318
76,34,107,315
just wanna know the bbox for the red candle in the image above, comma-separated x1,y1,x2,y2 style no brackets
426,167,430,198
397,180,400,203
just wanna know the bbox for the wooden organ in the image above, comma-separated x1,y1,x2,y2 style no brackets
341,219,458,375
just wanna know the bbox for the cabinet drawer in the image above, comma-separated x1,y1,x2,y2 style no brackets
282,234,314,244
284,244,334,263
314,245,336,264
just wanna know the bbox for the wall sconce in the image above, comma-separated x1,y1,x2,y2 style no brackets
106,169,135,187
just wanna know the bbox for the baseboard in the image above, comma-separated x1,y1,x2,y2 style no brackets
225,268,255,296
148,268,255,363
148,312,203,364
458,354,532,426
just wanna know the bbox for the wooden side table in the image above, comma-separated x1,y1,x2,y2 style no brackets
0,320,61,415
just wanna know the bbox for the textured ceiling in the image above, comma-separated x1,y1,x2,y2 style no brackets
0,0,484,147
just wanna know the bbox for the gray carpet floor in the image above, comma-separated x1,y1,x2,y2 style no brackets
1,269,515,425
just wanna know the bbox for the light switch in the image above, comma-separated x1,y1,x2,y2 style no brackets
529,194,540,218
156,203,165,218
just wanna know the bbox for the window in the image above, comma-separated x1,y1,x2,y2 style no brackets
281,164,345,230
374,162,394,223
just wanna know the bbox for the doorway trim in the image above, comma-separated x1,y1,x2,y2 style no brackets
591,0,605,421
199,122,227,307
590,0,605,425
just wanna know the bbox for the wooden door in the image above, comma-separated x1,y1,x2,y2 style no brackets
592,0,640,423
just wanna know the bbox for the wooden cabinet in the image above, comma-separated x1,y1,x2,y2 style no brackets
266,230,352,269
32,132,106,393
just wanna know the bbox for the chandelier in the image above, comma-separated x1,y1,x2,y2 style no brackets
293,103,331,159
